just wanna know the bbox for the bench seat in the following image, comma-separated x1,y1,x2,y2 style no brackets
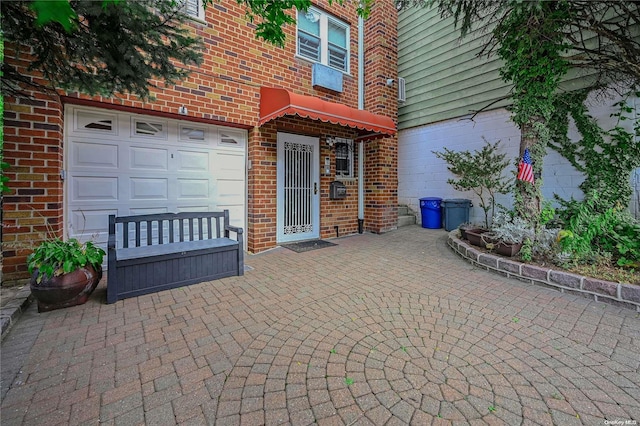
116,238,238,261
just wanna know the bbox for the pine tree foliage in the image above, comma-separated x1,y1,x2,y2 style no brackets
2,0,203,99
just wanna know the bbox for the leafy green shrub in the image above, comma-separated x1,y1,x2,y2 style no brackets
557,194,640,268
433,139,512,228
27,238,106,283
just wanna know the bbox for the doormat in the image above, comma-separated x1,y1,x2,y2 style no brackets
282,240,337,253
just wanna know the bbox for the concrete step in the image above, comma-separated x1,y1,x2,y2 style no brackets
397,205,416,227
398,215,416,227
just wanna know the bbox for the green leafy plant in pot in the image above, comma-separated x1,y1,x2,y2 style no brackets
27,238,105,312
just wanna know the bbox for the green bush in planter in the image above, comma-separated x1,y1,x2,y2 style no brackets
27,238,106,283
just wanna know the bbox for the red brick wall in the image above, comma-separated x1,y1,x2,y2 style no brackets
364,136,399,233
2,0,397,282
3,47,65,282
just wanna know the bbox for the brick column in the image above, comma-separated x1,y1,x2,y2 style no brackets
3,94,64,284
363,2,399,233
247,125,278,253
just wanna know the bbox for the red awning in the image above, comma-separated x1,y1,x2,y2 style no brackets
259,87,396,135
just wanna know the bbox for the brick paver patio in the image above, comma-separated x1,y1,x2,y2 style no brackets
1,227,639,425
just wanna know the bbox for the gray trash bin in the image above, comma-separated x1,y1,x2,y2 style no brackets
442,199,472,231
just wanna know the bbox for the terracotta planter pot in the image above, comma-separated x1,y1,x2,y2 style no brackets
30,265,102,312
465,229,490,248
494,241,523,257
465,230,523,257
460,227,487,241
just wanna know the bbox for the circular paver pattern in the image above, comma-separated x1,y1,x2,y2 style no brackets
217,290,637,425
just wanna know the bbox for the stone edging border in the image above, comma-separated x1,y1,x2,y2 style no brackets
447,231,640,312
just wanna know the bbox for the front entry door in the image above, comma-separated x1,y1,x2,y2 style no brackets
277,132,320,243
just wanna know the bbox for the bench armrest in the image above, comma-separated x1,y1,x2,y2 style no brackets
224,225,243,239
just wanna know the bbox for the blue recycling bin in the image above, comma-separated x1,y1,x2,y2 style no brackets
419,197,442,229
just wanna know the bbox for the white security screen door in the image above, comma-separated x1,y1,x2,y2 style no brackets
277,132,320,243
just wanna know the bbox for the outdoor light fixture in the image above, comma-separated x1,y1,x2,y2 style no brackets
326,136,336,147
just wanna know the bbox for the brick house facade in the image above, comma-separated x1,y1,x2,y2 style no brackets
2,0,398,284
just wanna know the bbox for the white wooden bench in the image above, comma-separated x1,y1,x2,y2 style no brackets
107,210,243,303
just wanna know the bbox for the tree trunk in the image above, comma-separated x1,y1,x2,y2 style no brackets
516,119,543,226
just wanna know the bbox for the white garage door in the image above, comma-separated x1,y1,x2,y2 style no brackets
64,105,246,253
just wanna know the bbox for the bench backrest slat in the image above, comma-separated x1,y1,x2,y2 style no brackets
158,221,164,244
146,220,153,246
123,222,129,248
109,211,231,249
135,222,141,247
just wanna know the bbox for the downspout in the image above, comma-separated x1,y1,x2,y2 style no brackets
357,14,365,233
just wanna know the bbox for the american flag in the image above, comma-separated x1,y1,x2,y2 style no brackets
517,148,534,184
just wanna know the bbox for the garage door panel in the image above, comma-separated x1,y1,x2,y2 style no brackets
218,205,244,228
132,118,168,140
180,125,207,143
129,207,170,216
70,140,119,169
217,179,245,204
177,179,210,199
130,178,169,200
176,150,210,172
215,152,244,177
71,176,118,201
130,147,169,171
70,209,117,236
176,206,210,213
74,110,118,135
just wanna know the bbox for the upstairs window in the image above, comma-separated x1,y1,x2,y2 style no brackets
181,0,205,21
297,8,349,73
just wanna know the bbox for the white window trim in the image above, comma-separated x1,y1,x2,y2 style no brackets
296,7,350,74
335,138,354,179
181,0,206,23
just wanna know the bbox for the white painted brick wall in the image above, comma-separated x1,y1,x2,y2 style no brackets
399,94,640,225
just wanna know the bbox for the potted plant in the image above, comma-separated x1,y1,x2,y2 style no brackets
458,222,486,239
465,228,492,248
486,211,535,256
27,238,105,312
434,139,512,229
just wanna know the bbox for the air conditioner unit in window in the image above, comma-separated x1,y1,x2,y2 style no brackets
398,77,406,103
